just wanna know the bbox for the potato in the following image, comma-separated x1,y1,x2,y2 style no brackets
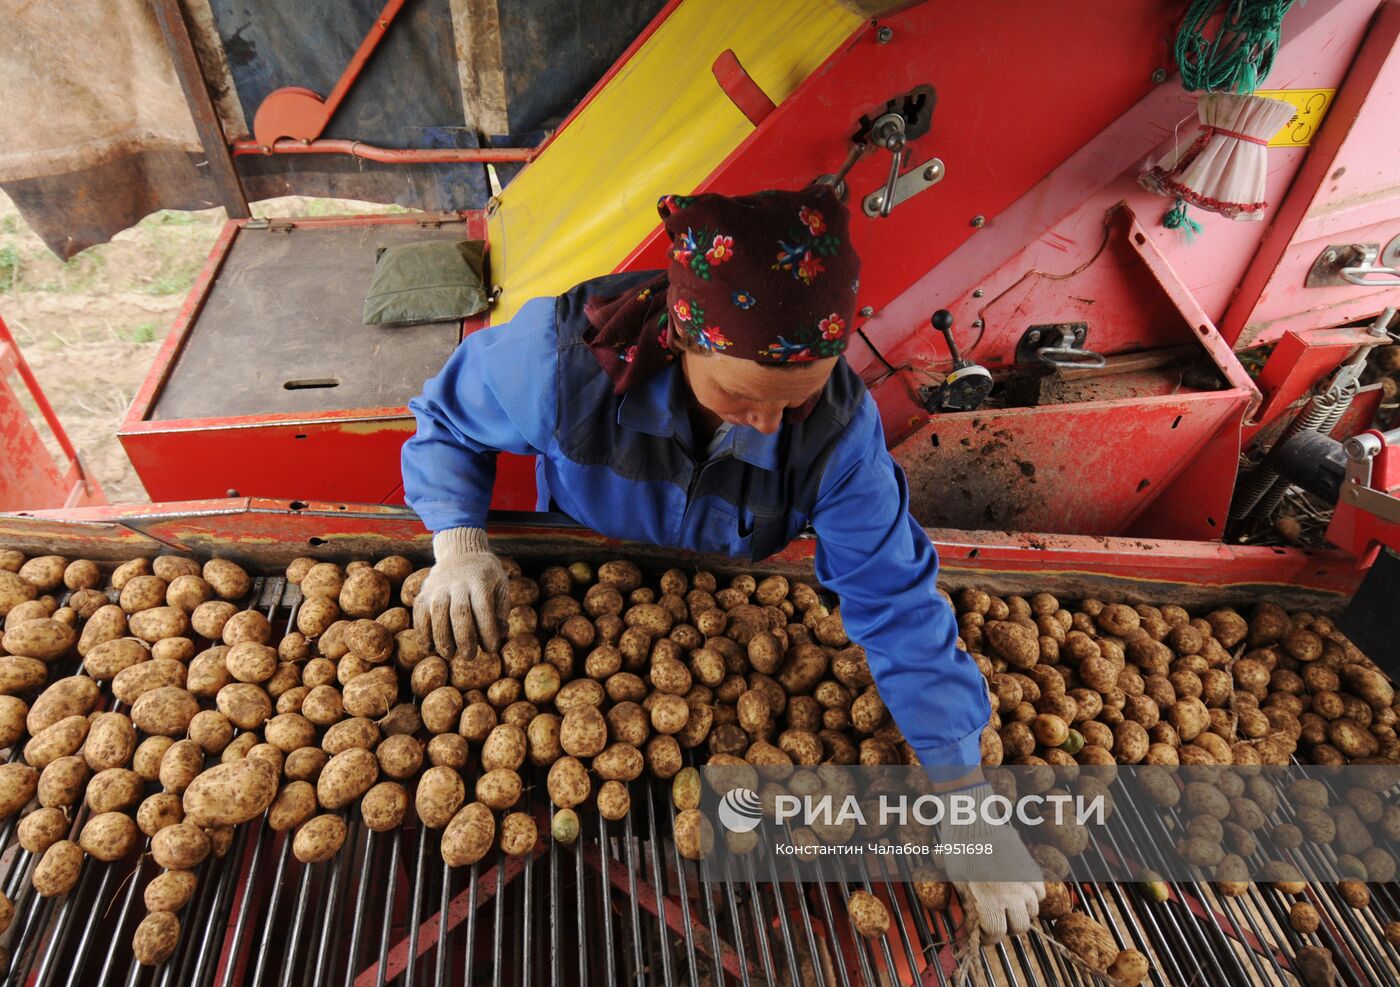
499,812,538,856
182,758,279,826
284,748,329,784
113,659,187,704
130,737,173,782
84,638,150,680
18,806,69,854
1289,901,1321,933
79,811,138,862
33,840,84,897
674,809,714,860
226,642,277,683
442,802,496,867
201,559,250,601
420,686,463,734
77,605,126,657
408,766,463,830
645,735,683,778
1053,912,1117,972
361,781,409,832
340,569,390,618
3,618,76,661
294,814,348,864
367,734,419,781
561,706,608,758
24,714,90,769
595,743,644,782
0,655,47,695
650,695,690,735
119,574,168,614
165,574,214,613
132,686,199,737
216,683,272,730
844,890,891,940
145,870,198,913
133,909,179,966
128,607,190,644
476,768,522,811
267,781,319,832
597,779,630,820
152,823,210,870
0,570,37,619
320,719,380,759
38,756,88,808
159,739,206,794
1107,949,1149,986
1295,946,1336,987
137,793,184,836
533,754,590,811
914,880,954,913
28,675,100,734
317,748,379,810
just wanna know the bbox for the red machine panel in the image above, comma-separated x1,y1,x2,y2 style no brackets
0,316,104,511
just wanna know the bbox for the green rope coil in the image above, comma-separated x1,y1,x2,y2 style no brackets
1163,198,1203,240
1175,0,1297,94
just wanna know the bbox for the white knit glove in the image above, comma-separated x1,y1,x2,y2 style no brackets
413,528,509,660
939,784,1045,941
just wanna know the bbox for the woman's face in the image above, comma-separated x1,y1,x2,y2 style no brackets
681,351,837,434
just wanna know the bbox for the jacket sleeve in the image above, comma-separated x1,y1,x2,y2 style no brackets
809,395,991,771
401,298,559,532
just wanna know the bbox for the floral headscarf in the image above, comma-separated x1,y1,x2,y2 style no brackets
584,186,861,396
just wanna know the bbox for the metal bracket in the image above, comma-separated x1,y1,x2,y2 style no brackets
1306,242,1400,287
1341,433,1400,523
862,157,945,217
1016,322,1090,365
415,213,466,229
244,218,295,234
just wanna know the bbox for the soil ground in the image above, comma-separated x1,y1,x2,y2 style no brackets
0,193,404,505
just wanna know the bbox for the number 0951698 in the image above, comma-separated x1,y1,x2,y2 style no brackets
1254,89,1336,148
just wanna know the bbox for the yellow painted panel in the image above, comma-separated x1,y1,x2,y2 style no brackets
487,0,863,322
1254,88,1336,148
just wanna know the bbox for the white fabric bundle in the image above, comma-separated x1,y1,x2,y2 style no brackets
1140,92,1297,221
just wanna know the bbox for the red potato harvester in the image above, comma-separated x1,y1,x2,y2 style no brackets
3,1,1400,984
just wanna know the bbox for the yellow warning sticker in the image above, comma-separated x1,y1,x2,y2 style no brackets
1255,88,1336,147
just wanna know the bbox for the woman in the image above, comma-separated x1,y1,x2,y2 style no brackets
402,186,1042,938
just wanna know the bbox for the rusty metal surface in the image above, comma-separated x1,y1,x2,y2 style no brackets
0,499,1364,610
148,219,467,420
895,391,1246,537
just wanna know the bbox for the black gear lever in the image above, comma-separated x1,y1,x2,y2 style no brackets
929,309,992,412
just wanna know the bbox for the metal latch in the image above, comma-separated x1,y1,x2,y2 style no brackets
1015,322,1106,369
244,218,295,234
863,157,945,217
415,212,466,229
1306,239,1400,287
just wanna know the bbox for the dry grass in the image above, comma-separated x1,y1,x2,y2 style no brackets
0,193,408,505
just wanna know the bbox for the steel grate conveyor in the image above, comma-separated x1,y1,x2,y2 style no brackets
1,576,1399,987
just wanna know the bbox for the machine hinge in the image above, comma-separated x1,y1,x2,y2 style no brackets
1306,237,1400,287
415,212,466,229
244,218,295,234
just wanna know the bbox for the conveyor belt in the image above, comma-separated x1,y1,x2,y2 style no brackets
3,576,1399,986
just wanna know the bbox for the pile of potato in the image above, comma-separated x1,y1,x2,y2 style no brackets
3,546,1399,981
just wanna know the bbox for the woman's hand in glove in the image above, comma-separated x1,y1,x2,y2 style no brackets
939,784,1046,941
412,527,510,660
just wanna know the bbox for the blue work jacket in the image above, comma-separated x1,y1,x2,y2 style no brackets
402,272,990,768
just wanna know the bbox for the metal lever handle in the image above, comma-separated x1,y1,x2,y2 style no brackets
879,143,904,218
1037,345,1107,370
1340,244,1400,286
868,111,907,218
1341,264,1400,287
